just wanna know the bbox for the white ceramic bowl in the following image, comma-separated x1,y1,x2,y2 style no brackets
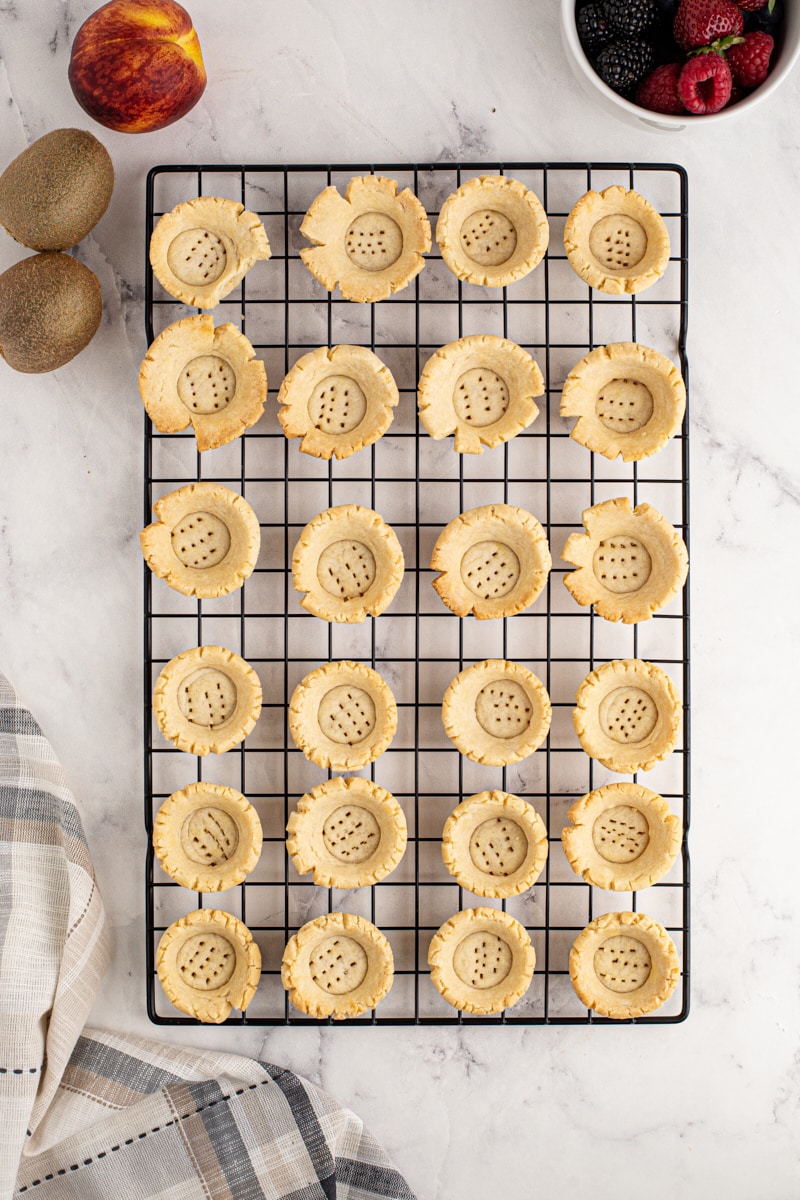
560,0,800,130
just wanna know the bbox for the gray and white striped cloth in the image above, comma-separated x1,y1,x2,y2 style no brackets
0,672,415,1200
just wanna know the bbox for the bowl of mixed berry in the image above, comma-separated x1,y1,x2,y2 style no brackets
562,0,799,126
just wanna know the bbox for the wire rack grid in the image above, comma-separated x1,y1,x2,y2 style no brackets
143,161,690,1026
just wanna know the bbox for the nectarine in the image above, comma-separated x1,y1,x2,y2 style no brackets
68,0,206,134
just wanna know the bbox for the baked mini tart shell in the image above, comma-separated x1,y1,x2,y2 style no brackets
573,658,681,774
562,782,682,891
153,782,263,892
277,344,400,460
563,496,688,624
140,481,261,600
288,659,397,771
156,908,261,1023
569,910,680,1019
281,912,394,1019
560,341,685,463
138,313,267,453
149,195,271,308
431,503,551,620
300,175,431,303
428,906,535,1015
153,645,262,757
292,504,404,623
287,776,407,889
442,791,548,899
442,658,552,767
436,174,549,288
563,186,670,295
418,334,544,455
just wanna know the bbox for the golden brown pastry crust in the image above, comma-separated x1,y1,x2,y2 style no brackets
138,313,267,453
569,910,680,1018
281,913,394,1019
431,503,551,620
560,341,685,462
428,906,535,1014
286,776,407,889
153,645,262,757
156,908,261,1023
300,175,431,303
418,334,543,454
562,782,682,891
562,496,688,623
153,782,263,892
442,658,551,767
277,344,400,460
436,175,549,287
149,196,271,308
140,481,261,600
563,186,670,295
573,658,681,774
288,659,397,770
441,791,548,899
292,505,404,623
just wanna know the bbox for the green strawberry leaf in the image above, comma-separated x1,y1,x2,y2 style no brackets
688,35,746,57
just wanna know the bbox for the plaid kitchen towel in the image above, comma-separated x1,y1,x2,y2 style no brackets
0,672,415,1200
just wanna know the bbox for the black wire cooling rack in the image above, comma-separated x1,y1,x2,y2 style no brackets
143,161,690,1026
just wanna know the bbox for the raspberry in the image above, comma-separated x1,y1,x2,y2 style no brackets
727,30,774,87
678,51,733,111
636,62,686,112
673,0,744,49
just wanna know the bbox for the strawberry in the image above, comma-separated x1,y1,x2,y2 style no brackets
736,0,768,10
673,0,744,49
727,30,774,86
678,50,733,110
636,63,686,112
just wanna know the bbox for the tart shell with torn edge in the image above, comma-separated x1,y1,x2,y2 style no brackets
141,481,260,600
153,644,262,756
139,313,267,453
156,908,261,1023
300,174,431,303
569,910,680,1019
560,341,685,463
277,343,399,460
287,776,407,889
149,195,271,309
288,659,397,771
442,658,551,767
573,658,681,774
442,791,548,899
431,503,551,620
153,782,263,892
562,496,687,623
418,334,543,455
562,782,682,892
563,185,670,295
436,174,549,288
292,504,404,623
281,912,394,1019
428,906,535,1015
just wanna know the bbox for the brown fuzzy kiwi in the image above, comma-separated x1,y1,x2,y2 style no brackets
0,252,102,373
0,128,114,251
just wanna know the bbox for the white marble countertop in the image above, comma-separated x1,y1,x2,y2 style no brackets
1,2,799,1197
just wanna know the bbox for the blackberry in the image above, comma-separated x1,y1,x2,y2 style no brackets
596,39,656,94
746,0,783,34
576,3,614,54
604,0,660,38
